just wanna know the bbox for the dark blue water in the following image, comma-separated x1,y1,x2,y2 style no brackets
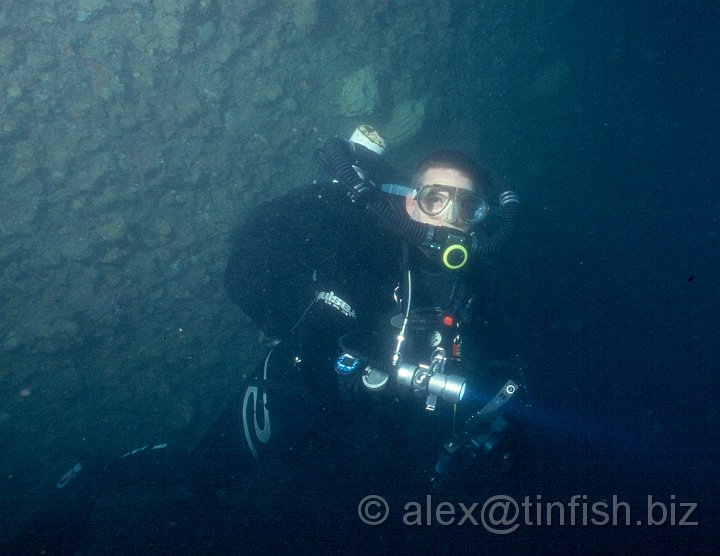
465,1,720,551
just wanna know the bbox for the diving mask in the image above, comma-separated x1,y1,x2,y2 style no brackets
415,184,489,225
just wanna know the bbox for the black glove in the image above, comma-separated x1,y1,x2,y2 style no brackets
430,413,529,494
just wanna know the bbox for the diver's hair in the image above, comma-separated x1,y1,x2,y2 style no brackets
411,150,491,194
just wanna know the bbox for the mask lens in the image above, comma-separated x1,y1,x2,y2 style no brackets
458,190,488,224
418,186,451,216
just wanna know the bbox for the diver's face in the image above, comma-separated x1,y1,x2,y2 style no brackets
405,167,475,232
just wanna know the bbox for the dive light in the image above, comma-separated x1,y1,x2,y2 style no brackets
396,347,466,410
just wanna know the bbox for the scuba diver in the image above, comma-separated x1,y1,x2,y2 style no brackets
222,126,528,496
6,127,528,554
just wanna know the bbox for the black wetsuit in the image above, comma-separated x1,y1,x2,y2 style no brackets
207,181,409,480
8,181,528,554
224,181,401,342
219,180,527,494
